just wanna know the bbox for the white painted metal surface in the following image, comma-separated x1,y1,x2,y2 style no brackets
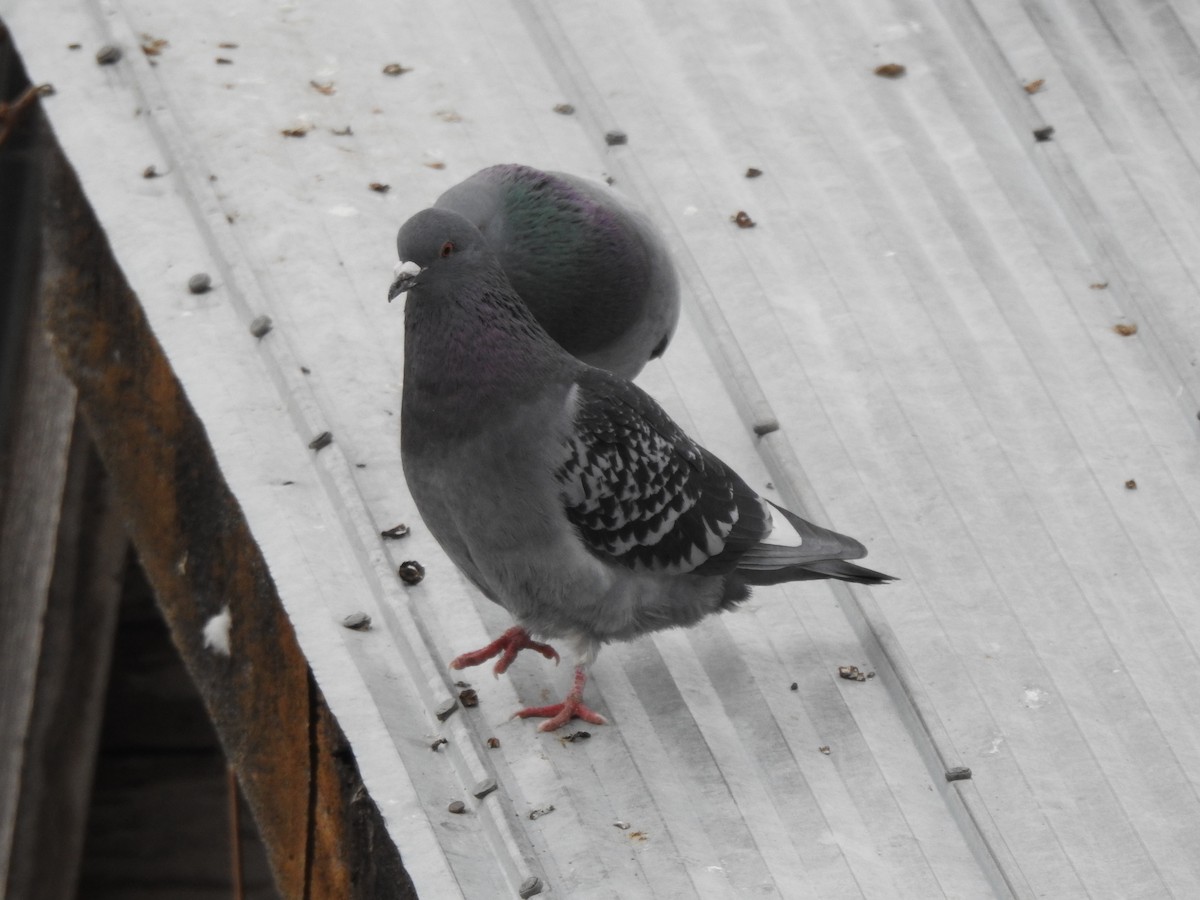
6,0,1200,895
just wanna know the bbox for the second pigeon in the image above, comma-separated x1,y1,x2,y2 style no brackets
434,164,680,379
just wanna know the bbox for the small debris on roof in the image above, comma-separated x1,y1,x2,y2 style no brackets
629,831,648,842
215,57,234,65
819,745,831,755
473,778,498,798
447,800,466,814
218,41,238,49
381,523,410,540
790,682,799,691
96,45,122,65
1113,322,1138,336
731,210,756,228
341,611,372,631
188,272,212,294
1033,126,1055,142
331,125,353,136
753,420,780,436
67,43,82,50
605,130,628,145
1124,479,1138,490
281,124,313,137
308,431,333,451
945,767,973,782
140,35,168,57
745,167,763,178
369,182,391,193
249,315,273,339
528,805,555,820
486,737,500,749
434,698,458,721
518,876,543,899
613,820,631,830
459,688,479,708
310,80,336,95
560,730,591,744
1090,281,1109,290
143,164,160,178
398,560,425,584
382,62,412,76
838,665,870,682
430,737,448,751
1023,79,1045,94
874,63,906,78
553,103,575,115
424,161,446,170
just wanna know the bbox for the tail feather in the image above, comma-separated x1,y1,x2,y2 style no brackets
739,558,895,586
735,501,896,586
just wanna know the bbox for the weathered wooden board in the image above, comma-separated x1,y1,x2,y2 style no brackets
35,135,415,899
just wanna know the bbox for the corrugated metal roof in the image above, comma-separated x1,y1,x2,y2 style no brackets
7,0,1200,895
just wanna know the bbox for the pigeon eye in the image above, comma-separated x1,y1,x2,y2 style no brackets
439,241,455,258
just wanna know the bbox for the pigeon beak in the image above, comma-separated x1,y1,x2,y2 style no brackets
388,260,424,301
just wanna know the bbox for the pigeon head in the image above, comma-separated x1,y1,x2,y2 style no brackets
388,207,496,302
394,201,580,433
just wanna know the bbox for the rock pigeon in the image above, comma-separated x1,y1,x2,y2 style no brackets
433,164,680,379
390,207,893,731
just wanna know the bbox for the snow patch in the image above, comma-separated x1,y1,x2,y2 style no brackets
203,606,232,656
1022,687,1049,709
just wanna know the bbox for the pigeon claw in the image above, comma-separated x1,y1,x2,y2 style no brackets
449,626,560,678
494,636,560,676
517,699,608,733
513,664,606,732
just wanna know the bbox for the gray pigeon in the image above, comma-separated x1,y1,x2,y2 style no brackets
390,208,893,731
433,164,680,379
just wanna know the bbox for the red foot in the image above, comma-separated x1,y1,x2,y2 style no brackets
514,665,608,732
449,626,559,677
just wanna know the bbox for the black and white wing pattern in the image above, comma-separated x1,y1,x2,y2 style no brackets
557,368,771,574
